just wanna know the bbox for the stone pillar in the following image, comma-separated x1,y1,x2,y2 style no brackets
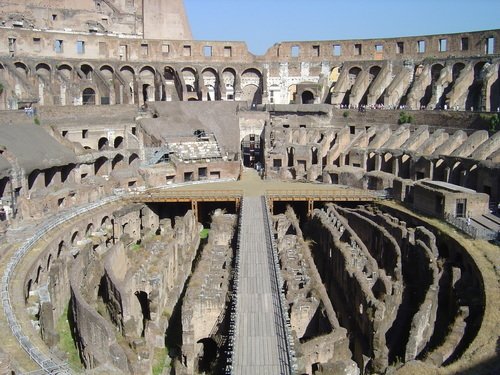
392,157,400,177
375,154,382,171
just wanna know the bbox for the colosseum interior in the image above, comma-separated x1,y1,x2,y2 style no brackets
0,1,499,375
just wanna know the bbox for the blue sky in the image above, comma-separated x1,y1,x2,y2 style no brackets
184,0,500,55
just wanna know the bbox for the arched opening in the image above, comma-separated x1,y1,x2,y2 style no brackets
139,66,156,103
57,240,66,258
344,67,362,106
466,61,487,111
57,64,73,80
86,223,94,236
163,66,178,101
82,88,96,105
112,154,125,170
35,265,43,284
28,169,41,190
80,64,94,79
202,68,218,101
98,137,109,150
241,134,261,168
287,147,295,167
197,338,218,373
222,68,236,100
302,90,315,104
46,254,52,272
25,279,32,302
14,62,29,77
35,63,51,79
129,153,140,167
135,291,151,337
114,136,124,149
311,147,319,165
94,157,108,176
241,68,262,106
182,67,198,99
61,164,75,183
71,231,80,245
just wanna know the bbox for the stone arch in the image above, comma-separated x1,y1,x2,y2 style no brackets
114,136,124,149
287,146,295,167
57,240,66,258
46,253,52,272
241,134,262,168
112,154,125,170
82,87,96,105
466,61,487,111
61,163,76,184
35,63,51,79
94,156,108,176
197,338,218,373
135,291,151,337
28,169,42,190
452,62,466,81
311,147,319,165
98,137,109,150
101,216,111,227
202,67,218,101
343,66,362,106
71,230,81,245
302,90,315,104
57,64,73,80
222,67,236,100
120,65,136,83
381,152,393,173
182,67,198,94
163,66,179,101
14,61,29,77
241,68,262,106
44,167,57,188
85,222,94,236
139,65,156,103
80,63,94,79
35,264,43,284
99,64,114,81
129,153,140,167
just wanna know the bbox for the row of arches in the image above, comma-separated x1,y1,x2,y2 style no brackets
330,59,499,111
25,214,114,302
26,153,140,191
1,60,265,107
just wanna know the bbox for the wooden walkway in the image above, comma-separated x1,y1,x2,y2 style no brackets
231,196,292,375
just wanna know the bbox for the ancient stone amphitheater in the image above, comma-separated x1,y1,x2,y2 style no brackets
0,1,499,375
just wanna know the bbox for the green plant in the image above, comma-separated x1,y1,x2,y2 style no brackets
398,111,414,124
130,243,142,251
342,110,349,118
0,82,4,95
57,306,83,370
33,116,40,125
480,113,499,132
152,348,170,375
200,228,210,239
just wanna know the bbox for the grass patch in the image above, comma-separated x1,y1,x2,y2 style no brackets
200,228,210,239
130,243,142,252
57,306,83,370
152,348,170,375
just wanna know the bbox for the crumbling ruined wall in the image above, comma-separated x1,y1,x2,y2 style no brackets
180,211,236,373
274,206,357,375
70,245,131,373
98,209,200,374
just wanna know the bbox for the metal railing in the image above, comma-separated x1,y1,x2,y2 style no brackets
444,213,498,241
2,196,120,374
262,196,297,374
